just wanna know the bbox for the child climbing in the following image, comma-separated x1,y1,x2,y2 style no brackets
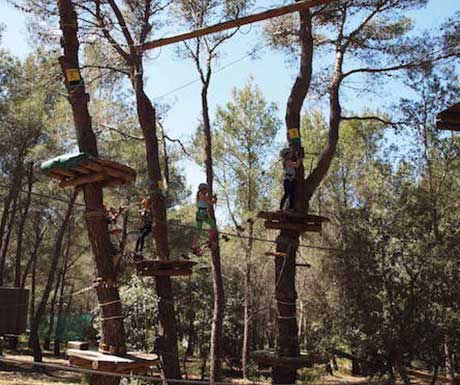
192,183,217,256
279,148,300,211
135,196,153,257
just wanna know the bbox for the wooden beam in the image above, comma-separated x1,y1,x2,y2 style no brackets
59,173,106,188
264,221,322,232
437,120,460,132
140,0,336,51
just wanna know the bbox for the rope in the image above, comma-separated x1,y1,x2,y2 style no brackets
0,357,297,385
99,299,121,307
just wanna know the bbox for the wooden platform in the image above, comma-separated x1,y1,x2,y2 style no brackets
258,211,329,233
437,103,460,131
66,349,159,374
41,153,136,188
135,259,197,277
251,350,314,368
67,341,89,350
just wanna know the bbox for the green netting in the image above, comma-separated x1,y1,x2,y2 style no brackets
40,152,91,175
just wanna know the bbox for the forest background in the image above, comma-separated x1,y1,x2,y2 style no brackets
0,0,460,384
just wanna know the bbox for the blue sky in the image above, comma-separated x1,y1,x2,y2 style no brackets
0,0,459,198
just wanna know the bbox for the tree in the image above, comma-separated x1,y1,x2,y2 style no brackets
213,79,281,377
174,0,253,380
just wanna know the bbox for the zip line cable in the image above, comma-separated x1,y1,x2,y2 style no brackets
0,184,341,253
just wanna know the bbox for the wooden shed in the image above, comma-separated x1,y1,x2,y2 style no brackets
0,287,29,335
436,103,460,131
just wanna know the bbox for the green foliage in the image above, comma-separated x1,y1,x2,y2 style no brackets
213,79,281,218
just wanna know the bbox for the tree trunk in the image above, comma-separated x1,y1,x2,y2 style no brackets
0,160,24,285
273,6,313,384
54,225,72,356
21,225,45,288
57,2,127,384
44,269,61,352
29,191,77,362
242,221,254,379
55,285,73,356
200,80,225,383
0,182,21,286
132,74,180,380
14,163,34,288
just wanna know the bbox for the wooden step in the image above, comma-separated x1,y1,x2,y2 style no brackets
135,259,196,277
66,349,159,374
264,221,322,233
250,350,322,369
257,211,329,224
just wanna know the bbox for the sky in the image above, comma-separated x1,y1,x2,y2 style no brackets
0,0,459,200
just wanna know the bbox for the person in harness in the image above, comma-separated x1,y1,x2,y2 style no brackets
279,148,300,211
135,197,153,257
192,183,217,256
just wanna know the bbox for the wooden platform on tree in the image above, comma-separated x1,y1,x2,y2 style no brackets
66,349,159,374
251,350,328,368
258,211,329,233
41,153,136,188
135,259,197,277
436,103,460,131
250,350,315,368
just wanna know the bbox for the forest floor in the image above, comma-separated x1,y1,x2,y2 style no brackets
0,351,454,385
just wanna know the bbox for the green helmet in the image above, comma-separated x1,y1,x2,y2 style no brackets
198,183,208,190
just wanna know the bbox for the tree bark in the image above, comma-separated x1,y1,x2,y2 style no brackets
0,177,21,286
132,73,180,380
14,162,34,288
56,2,126,384
29,191,77,362
0,159,24,285
44,268,61,352
273,5,313,384
54,222,73,356
242,221,254,379
201,80,225,383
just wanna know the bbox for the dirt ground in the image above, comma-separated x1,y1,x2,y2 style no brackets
0,352,454,385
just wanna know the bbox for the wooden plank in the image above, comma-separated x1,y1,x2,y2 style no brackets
258,211,329,223
296,263,311,268
264,221,322,233
137,268,193,277
135,259,196,269
437,121,460,131
101,166,132,182
250,350,314,368
59,173,106,188
67,341,89,350
265,251,288,257
141,0,336,51
67,349,157,374
80,160,104,172
51,168,75,177
96,159,136,177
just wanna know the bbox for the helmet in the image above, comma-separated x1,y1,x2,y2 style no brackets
280,148,290,158
198,183,208,190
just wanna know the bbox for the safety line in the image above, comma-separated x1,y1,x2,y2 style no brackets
0,356,296,385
